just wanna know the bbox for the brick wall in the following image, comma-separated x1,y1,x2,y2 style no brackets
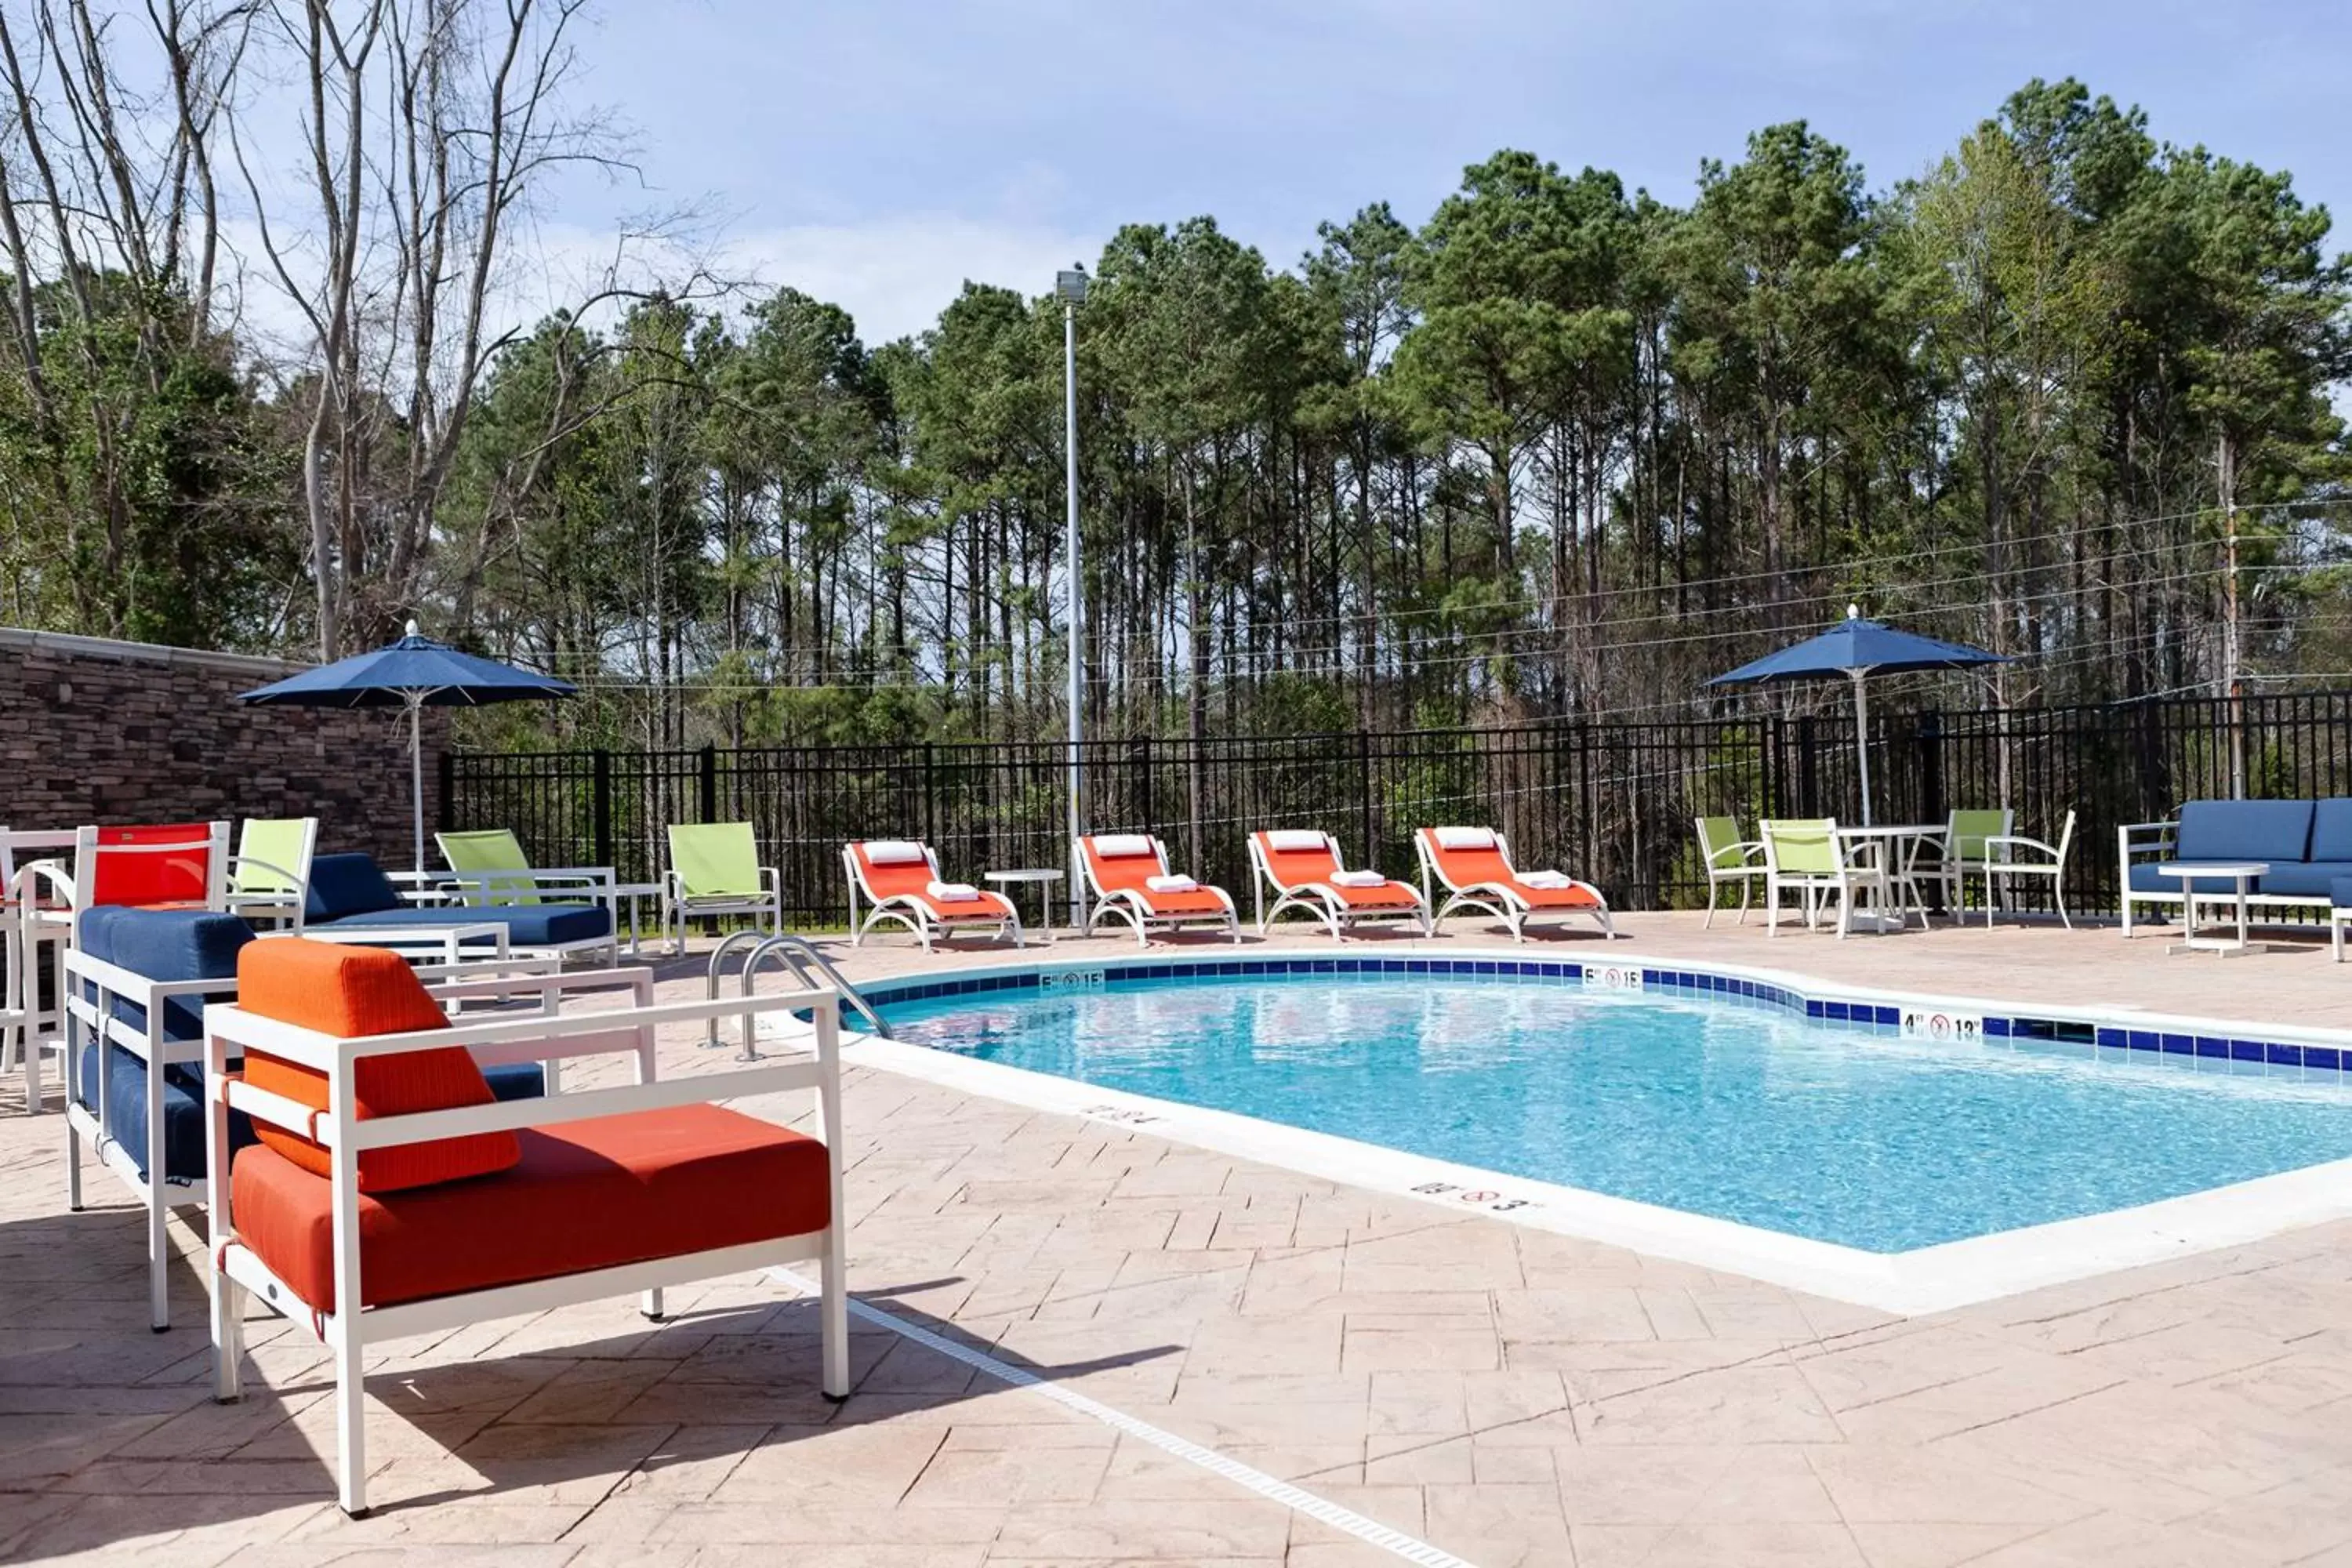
0,627,447,867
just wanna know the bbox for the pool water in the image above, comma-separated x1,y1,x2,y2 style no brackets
880,977,2352,1251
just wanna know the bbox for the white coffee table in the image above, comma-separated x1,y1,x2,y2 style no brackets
2157,861,2268,956
985,868,1064,945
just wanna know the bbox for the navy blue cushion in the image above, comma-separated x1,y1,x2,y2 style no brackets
2333,877,2352,910
2249,861,2352,899
2127,862,2254,896
2173,800,2314,864
304,853,405,921
313,902,610,946
2310,800,2352,862
77,907,251,1041
482,1062,546,1102
74,1044,253,1183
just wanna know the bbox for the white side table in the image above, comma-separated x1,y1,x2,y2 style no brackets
612,881,665,956
2157,861,2269,956
985,868,1064,945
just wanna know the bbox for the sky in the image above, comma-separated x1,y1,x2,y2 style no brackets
484,0,2351,345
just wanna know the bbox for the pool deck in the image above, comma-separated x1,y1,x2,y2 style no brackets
8,912,2352,1566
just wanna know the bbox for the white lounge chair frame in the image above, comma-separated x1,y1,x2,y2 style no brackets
1413,828,1616,942
64,944,564,1330
1077,835,1239,946
843,842,1024,952
205,971,849,1518
1247,831,1431,940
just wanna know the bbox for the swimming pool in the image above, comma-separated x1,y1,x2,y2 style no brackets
877,969,2352,1254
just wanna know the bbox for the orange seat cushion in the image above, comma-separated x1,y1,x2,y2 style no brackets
236,938,518,1192
230,1104,831,1314
1131,886,1230,916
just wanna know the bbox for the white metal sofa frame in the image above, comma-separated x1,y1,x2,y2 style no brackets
2116,818,2336,936
1412,828,1617,942
842,842,1024,952
1076,835,1239,946
1247,831,1432,940
64,943,566,1331
204,970,849,1518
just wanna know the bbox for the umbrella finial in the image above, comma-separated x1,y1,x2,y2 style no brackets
1846,603,1860,620
405,619,420,637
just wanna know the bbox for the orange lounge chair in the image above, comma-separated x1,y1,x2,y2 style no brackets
1414,826,1616,942
1078,833,1238,946
1247,829,1430,940
205,938,848,1518
841,840,1023,952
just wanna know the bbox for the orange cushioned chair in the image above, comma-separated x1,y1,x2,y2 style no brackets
1078,833,1239,946
1247,829,1431,940
1414,826,1617,942
205,938,849,1518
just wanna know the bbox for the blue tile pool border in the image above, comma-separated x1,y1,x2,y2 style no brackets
841,953,2352,1083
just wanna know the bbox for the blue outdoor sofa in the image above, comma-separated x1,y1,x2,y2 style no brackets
304,852,617,966
2117,798,2352,935
64,905,550,1330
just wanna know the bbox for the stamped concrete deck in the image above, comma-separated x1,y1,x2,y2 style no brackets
7,913,2352,1566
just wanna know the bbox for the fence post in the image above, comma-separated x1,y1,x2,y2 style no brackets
921,742,938,844
1577,724,1597,877
1917,710,1944,827
697,742,717,823
592,748,613,869
1797,715,1818,815
436,749,455,833
1139,736,1155,831
1357,729,1374,860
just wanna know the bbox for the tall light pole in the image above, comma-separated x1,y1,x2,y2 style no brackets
1058,265,1089,926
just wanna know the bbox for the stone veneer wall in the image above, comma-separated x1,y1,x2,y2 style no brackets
0,627,445,866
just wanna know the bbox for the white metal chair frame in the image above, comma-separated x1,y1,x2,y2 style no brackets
223,818,320,932
1970,811,2078,930
4,830,79,1112
68,822,232,917
63,942,568,1330
1247,832,1432,941
842,842,1023,953
204,972,849,1518
1760,818,1887,939
1919,809,2015,922
1077,835,1239,947
1413,829,1617,942
1693,818,1767,929
664,858,785,955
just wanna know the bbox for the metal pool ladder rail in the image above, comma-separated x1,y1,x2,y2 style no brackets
705,930,892,1057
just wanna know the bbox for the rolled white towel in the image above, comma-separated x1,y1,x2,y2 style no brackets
1329,869,1388,888
1145,873,1199,893
1264,829,1327,852
1433,825,1497,850
927,880,982,903
1092,833,1156,858
1519,869,1574,889
865,839,927,865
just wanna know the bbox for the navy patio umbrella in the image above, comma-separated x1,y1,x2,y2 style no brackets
1707,606,2008,826
238,621,577,874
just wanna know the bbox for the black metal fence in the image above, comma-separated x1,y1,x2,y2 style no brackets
441,693,2352,927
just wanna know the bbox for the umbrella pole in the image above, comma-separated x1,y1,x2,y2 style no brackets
410,695,426,877
1852,670,1873,827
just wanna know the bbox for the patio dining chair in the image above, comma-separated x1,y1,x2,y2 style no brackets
1760,818,1886,938
1971,810,2077,929
665,822,784,951
1925,808,2013,920
224,817,318,931
1693,815,1767,928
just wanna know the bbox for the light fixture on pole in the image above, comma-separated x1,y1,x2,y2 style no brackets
1058,264,1089,927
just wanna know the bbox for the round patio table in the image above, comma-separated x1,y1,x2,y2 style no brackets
2157,861,2268,956
985,868,1064,945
